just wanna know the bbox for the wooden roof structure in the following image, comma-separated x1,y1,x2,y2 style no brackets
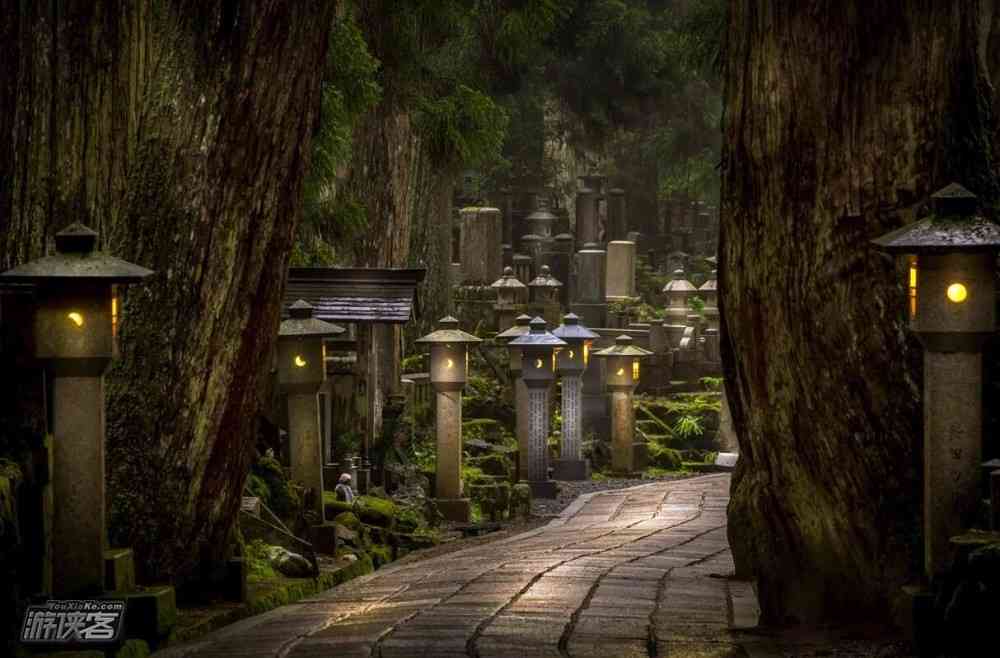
284,267,426,324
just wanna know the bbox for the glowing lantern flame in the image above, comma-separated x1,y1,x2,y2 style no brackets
947,283,968,303
446,358,455,369
535,358,544,369
294,355,307,368
67,312,84,327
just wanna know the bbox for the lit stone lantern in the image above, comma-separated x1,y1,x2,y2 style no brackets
528,264,563,325
416,317,482,522
0,223,153,596
700,270,719,330
510,317,566,498
663,269,697,325
491,266,527,332
594,335,654,474
497,314,533,482
278,300,344,520
551,314,598,480
873,182,1000,579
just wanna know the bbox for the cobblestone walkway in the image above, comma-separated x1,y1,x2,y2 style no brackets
163,474,759,658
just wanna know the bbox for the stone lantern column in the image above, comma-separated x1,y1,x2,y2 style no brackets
278,300,345,520
1,223,153,596
510,318,566,498
416,317,482,522
552,314,599,480
873,183,1000,579
594,335,653,475
527,265,563,326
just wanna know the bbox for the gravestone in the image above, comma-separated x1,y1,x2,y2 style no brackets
460,206,503,285
606,240,637,301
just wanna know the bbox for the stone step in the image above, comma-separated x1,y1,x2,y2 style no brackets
104,548,136,592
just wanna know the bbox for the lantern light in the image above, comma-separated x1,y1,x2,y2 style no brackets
592,334,654,390
67,312,84,327
294,355,307,368
497,314,534,373
551,313,598,375
415,316,481,387
277,300,345,391
947,283,968,303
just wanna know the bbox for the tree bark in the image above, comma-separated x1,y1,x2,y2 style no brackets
721,1,999,623
1,1,335,583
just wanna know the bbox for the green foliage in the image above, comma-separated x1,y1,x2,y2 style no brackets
699,377,723,391
672,414,704,441
688,295,706,314
417,85,509,169
244,540,278,580
251,455,300,520
648,443,683,470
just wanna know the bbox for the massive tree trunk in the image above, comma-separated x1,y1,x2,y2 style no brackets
1,1,335,583
721,1,999,623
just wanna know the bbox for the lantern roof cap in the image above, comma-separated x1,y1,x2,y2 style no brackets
609,187,625,195
579,242,605,253
496,314,533,342
415,316,481,345
700,270,718,292
279,300,345,338
873,183,1000,253
528,265,562,288
509,317,566,347
491,266,527,289
526,207,557,221
1,223,154,284
552,313,599,340
663,270,697,293
593,334,654,358
554,233,574,241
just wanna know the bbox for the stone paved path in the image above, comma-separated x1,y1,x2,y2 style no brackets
162,474,759,658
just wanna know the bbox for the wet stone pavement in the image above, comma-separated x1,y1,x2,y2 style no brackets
161,474,760,658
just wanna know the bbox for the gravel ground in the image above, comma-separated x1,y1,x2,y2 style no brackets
531,472,697,516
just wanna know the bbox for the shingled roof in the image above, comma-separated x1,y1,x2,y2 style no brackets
284,267,426,324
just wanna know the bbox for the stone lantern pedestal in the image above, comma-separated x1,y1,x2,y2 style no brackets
416,317,482,522
278,300,345,521
552,314,598,481
1,223,153,596
510,318,566,498
874,183,1000,580
497,315,533,482
594,335,653,475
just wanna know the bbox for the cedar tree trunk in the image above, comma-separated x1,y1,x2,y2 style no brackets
721,1,1000,623
0,1,336,583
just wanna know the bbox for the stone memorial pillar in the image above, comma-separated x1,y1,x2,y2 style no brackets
460,206,503,285
571,243,608,328
510,318,565,498
1,224,154,596
873,183,1000,579
551,233,575,308
416,317,482,522
608,188,627,241
606,240,637,301
575,188,599,246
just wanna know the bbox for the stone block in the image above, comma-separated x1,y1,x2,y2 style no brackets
552,458,589,481
224,557,247,603
436,498,471,523
104,548,136,592
108,585,177,641
310,523,339,555
528,479,558,500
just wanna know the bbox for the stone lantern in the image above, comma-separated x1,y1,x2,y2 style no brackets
497,314,533,482
490,266,527,332
593,335,653,474
700,270,719,331
526,199,556,239
1,223,153,596
551,314,598,480
510,317,566,498
873,182,1000,579
528,265,563,325
663,269,697,325
278,300,345,520
416,317,482,522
